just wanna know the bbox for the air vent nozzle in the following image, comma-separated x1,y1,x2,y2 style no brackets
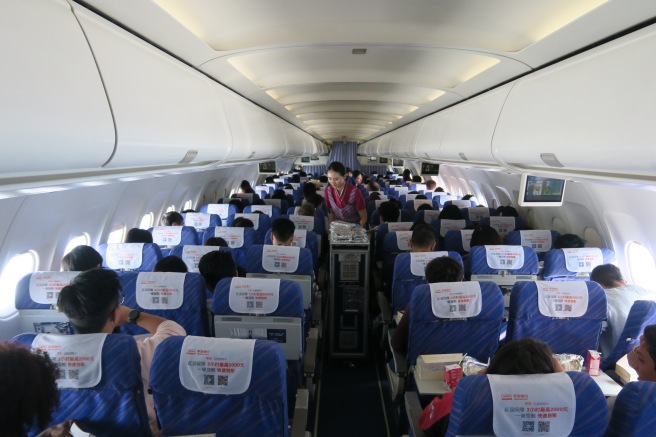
179,150,198,164
540,153,565,168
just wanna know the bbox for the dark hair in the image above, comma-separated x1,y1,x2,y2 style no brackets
426,180,437,189
352,170,362,180
389,198,403,210
290,174,301,183
470,225,502,247
297,204,316,217
367,181,379,192
411,224,437,251
438,205,463,220
232,217,254,228
402,169,412,181
644,325,656,370
590,264,624,288
319,175,328,183
303,183,317,198
487,338,557,375
125,228,153,244
435,187,445,192
415,194,427,200
162,211,184,226
417,203,433,211
299,171,307,177
58,269,121,334
554,234,586,249
61,245,103,272
181,209,197,213
271,189,287,201
0,342,60,434
425,256,463,283
239,180,254,194
198,251,237,291
497,206,519,217
205,237,228,247
369,192,382,202
412,175,422,183
153,255,188,273
461,194,474,201
378,201,400,223
271,218,296,244
305,193,324,209
327,161,346,177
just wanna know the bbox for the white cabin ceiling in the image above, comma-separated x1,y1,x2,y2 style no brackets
79,0,656,143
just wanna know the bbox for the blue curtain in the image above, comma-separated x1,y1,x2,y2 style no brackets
360,165,389,175
328,142,359,171
302,165,327,176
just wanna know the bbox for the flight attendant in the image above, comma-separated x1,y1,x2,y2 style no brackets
325,161,367,227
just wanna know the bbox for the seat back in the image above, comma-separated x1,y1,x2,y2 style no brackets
459,207,497,223
382,231,413,285
169,245,234,274
12,333,151,436
244,204,282,220
99,243,163,272
118,272,208,336
14,271,78,335
504,229,561,260
479,216,524,238
390,252,464,311
543,248,616,281
447,372,607,437
469,245,539,278
242,245,313,277
443,199,475,208
148,226,199,248
413,209,441,226
601,300,656,370
200,203,237,222
605,381,656,437
201,227,256,267
375,222,413,262
150,337,288,437
507,281,607,357
431,194,459,209
430,219,472,239
181,212,221,229
226,213,272,244
444,229,475,253
407,281,504,365
264,229,319,276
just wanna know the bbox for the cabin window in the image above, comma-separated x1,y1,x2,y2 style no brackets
0,251,38,318
63,234,90,256
107,226,125,244
183,199,193,211
166,205,176,213
627,241,656,290
139,213,154,230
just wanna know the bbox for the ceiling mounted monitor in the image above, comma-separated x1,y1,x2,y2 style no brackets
301,156,310,163
392,159,404,167
518,174,566,207
420,162,440,175
258,161,277,174
379,157,389,164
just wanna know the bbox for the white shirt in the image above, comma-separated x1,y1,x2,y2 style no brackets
600,284,656,357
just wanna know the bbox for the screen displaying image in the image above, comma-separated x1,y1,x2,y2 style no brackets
301,156,310,163
420,162,440,175
258,161,277,174
392,159,404,166
522,175,566,205
379,157,389,164
311,156,319,160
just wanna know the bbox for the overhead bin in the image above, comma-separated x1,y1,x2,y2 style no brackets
281,121,309,157
387,124,422,158
0,0,114,175
493,25,656,179
414,112,448,160
75,7,232,168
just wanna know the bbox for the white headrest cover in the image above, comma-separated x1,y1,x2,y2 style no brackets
439,219,466,237
488,373,575,437
489,216,516,236
263,199,282,209
181,246,221,272
136,272,185,310
449,199,470,208
410,252,449,276
206,204,230,221
536,281,589,318
291,230,307,248
229,277,281,314
185,213,211,229
215,227,245,248
234,213,260,230
152,227,183,246
414,199,433,210
289,215,314,231
467,207,490,222
405,194,418,201
430,282,482,319
461,230,474,251
387,222,413,232
562,248,603,273
262,245,301,273
105,243,144,270
485,245,525,270
520,230,553,253
422,209,440,223
179,336,255,395
395,231,412,251
33,333,107,389
29,271,79,305
251,205,273,217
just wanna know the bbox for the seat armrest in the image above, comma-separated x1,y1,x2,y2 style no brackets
303,328,319,398
405,391,426,437
291,388,310,437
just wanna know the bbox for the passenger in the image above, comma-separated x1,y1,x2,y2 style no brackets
152,255,188,273
438,205,463,220
304,193,324,211
61,245,102,272
198,251,238,293
271,189,287,201
161,211,184,226
239,180,255,194
302,182,317,200
470,225,502,247
496,205,519,217
181,208,197,214
204,237,228,247
352,170,364,186
425,180,437,191
417,203,433,211
297,204,316,217
231,217,254,228
318,175,328,184
378,201,400,224
366,180,380,192
419,338,563,436
461,194,474,201
290,174,301,183
415,194,427,199
435,187,445,192
299,171,307,177
391,256,463,356
402,169,412,182
590,264,656,356
124,228,153,244
412,175,423,183
271,218,295,246
368,192,382,202
324,161,367,227
0,341,71,437
627,324,656,382
409,224,437,252
553,233,586,249
57,269,185,436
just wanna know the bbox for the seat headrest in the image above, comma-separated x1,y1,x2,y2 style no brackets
105,243,145,270
430,282,482,319
136,272,186,310
229,277,281,314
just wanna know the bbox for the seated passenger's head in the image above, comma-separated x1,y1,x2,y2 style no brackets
297,204,316,217
412,175,422,183
554,233,586,249
353,170,363,185
290,174,301,183
0,342,60,435
231,217,254,228
425,256,464,283
367,181,380,192
58,269,122,334
204,237,228,247
198,251,237,292
378,201,400,224
470,225,502,247
368,192,381,202
161,211,184,226
438,205,463,220
305,193,324,209
410,224,437,252
497,205,519,217
630,325,656,381
435,187,445,192
125,228,153,244
153,255,188,273
425,180,437,190
417,203,433,212
228,199,243,213
239,180,254,193
303,183,317,198
61,245,103,272
486,338,561,375
461,194,474,201
319,175,328,183
590,264,625,289
271,189,287,200
271,218,295,246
